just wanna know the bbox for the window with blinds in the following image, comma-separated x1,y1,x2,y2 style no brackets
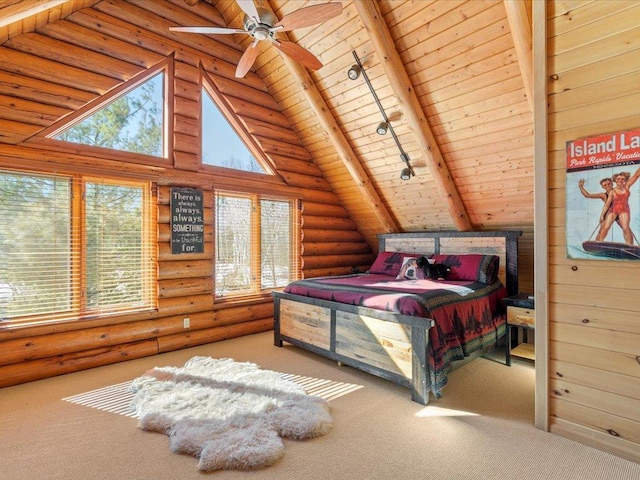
215,192,300,298
0,170,156,325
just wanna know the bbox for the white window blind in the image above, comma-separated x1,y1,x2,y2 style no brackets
260,199,294,289
215,192,299,298
0,170,156,325
0,172,72,318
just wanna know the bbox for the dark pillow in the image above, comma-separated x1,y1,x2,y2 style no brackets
422,263,451,280
368,251,407,276
429,254,500,284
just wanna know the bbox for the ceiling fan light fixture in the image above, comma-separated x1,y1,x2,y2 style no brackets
347,64,361,80
252,26,270,41
175,1,343,78
376,121,389,135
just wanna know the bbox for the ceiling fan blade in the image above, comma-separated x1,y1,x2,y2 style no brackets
170,26,246,35
274,3,343,32
236,0,260,23
272,40,322,71
235,41,260,78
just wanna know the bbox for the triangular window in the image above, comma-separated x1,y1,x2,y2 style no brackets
51,71,165,158
202,87,265,173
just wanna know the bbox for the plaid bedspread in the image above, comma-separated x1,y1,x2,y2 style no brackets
283,274,507,396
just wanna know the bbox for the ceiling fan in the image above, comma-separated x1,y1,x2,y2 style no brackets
170,0,343,78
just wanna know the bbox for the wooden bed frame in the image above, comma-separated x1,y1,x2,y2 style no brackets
273,230,522,405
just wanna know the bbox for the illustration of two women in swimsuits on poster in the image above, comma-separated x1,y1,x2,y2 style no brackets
566,128,640,261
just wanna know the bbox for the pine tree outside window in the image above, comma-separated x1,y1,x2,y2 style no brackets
51,72,165,158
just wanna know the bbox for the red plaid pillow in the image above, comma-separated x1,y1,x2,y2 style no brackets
429,254,499,284
368,251,410,276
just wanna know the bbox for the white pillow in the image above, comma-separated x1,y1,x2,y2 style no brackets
396,257,421,280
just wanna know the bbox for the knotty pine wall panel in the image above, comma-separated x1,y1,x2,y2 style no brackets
547,0,640,463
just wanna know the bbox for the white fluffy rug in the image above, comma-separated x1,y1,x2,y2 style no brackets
129,356,333,471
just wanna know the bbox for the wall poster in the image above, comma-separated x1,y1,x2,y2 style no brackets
170,187,204,254
565,128,640,261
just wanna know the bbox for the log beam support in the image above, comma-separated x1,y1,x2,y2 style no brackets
504,0,534,113
354,1,472,232
266,2,398,234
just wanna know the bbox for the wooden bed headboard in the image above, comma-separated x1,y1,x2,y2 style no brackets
377,231,522,296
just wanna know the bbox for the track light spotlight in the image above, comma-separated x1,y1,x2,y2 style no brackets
376,121,389,135
400,167,412,181
347,64,361,80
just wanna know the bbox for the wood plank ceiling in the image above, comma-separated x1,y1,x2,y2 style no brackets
0,0,534,251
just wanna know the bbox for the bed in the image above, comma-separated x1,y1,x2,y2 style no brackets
272,231,521,405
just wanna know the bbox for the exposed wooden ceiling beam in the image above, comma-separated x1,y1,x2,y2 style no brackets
504,0,534,113
0,0,66,28
277,53,399,233
264,6,398,234
354,1,472,232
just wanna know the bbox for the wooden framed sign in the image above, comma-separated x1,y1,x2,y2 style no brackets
565,128,640,261
170,187,204,254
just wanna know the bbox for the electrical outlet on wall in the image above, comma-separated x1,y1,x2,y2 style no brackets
183,317,190,329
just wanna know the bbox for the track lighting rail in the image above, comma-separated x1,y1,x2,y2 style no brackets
348,50,415,180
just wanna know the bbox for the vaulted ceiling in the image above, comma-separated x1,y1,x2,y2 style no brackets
0,0,534,250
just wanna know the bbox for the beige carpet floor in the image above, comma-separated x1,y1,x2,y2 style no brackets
1,331,639,480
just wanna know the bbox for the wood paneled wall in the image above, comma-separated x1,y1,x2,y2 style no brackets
0,0,372,387
547,0,640,463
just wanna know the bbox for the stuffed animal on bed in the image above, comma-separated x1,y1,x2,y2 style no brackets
416,256,451,280
396,257,423,280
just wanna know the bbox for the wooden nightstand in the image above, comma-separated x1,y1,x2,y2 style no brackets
503,293,535,366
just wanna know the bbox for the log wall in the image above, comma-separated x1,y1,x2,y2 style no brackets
547,0,640,463
0,0,373,387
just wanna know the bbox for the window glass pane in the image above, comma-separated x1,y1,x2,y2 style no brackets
0,171,71,318
55,73,164,157
202,89,265,173
85,182,145,310
261,199,291,289
215,195,252,296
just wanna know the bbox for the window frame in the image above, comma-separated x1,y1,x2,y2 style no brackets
31,58,173,168
0,168,157,327
201,71,277,176
214,190,300,301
